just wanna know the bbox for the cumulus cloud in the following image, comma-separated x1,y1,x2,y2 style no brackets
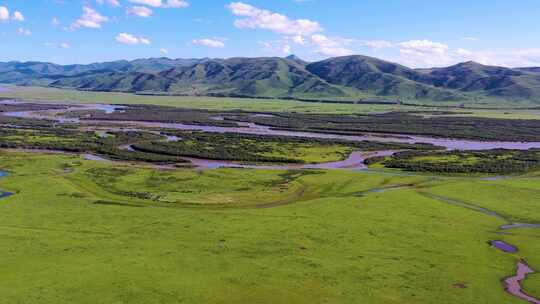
398,40,449,55
360,38,540,67
127,6,153,17
96,0,121,7
166,0,189,8
12,11,24,21
128,0,189,8
0,6,9,22
192,38,225,48
310,34,353,57
116,32,151,45
17,27,31,36
226,2,355,58
160,48,169,54
69,6,108,30
227,2,322,36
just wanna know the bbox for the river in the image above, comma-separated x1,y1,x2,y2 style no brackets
3,101,540,151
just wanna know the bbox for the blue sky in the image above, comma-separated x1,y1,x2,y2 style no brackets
1,0,540,67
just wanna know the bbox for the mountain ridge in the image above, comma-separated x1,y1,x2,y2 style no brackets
2,55,540,103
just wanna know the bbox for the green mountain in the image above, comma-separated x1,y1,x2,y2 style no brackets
2,55,540,102
51,57,347,98
0,58,204,85
306,55,463,101
419,61,540,99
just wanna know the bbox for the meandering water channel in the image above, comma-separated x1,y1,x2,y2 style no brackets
0,170,13,199
4,101,540,170
4,101,540,151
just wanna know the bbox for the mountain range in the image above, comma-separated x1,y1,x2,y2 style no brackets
2,55,540,103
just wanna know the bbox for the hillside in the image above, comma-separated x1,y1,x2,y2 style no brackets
419,61,540,99
306,56,463,101
51,57,348,98
2,55,540,102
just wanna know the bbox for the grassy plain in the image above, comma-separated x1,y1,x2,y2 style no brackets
2,85,540,119
0,151,539,303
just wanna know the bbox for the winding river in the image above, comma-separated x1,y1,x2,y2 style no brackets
4,101,540,151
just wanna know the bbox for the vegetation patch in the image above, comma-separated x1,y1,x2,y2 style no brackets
132,131,438,164
369,149,540,174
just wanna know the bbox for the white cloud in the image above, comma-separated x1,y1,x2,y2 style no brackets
116,32,151,45
17,27,31,36
310,34,353,57
127,6,153,17
227,2,322,36
0,6,9,22
359,38,540,67
60,42,71,49
192,38,225,48
226,2,355,58
462,37,478,41
12,11,24,22
70,6,108,30
128,0,189,8
450,49,540,67
291,35,306,45
129,0,162,7
51,17,60,26
165,0,189,8
160,48,169,54
397,40,449,55
96,0,121,7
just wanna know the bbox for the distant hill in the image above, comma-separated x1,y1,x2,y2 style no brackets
306,56,463,101
2,55,540,103
418,61,540,99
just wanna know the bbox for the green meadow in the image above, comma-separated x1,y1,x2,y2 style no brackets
0,151,539,303
2,85,540,119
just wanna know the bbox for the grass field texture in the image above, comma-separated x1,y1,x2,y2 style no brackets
0,151,538,303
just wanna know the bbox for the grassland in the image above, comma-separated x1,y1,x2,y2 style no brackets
2,85,540,119
0,151,539,303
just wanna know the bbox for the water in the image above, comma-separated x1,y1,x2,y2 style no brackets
83,154,111,162
0,170,13,199
505,262,540,304
500,223,540,230
81,120,540,151
180,150,398,170
489,240,518,253
3,103,125,123
5,103,540,151
164,135,180,142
